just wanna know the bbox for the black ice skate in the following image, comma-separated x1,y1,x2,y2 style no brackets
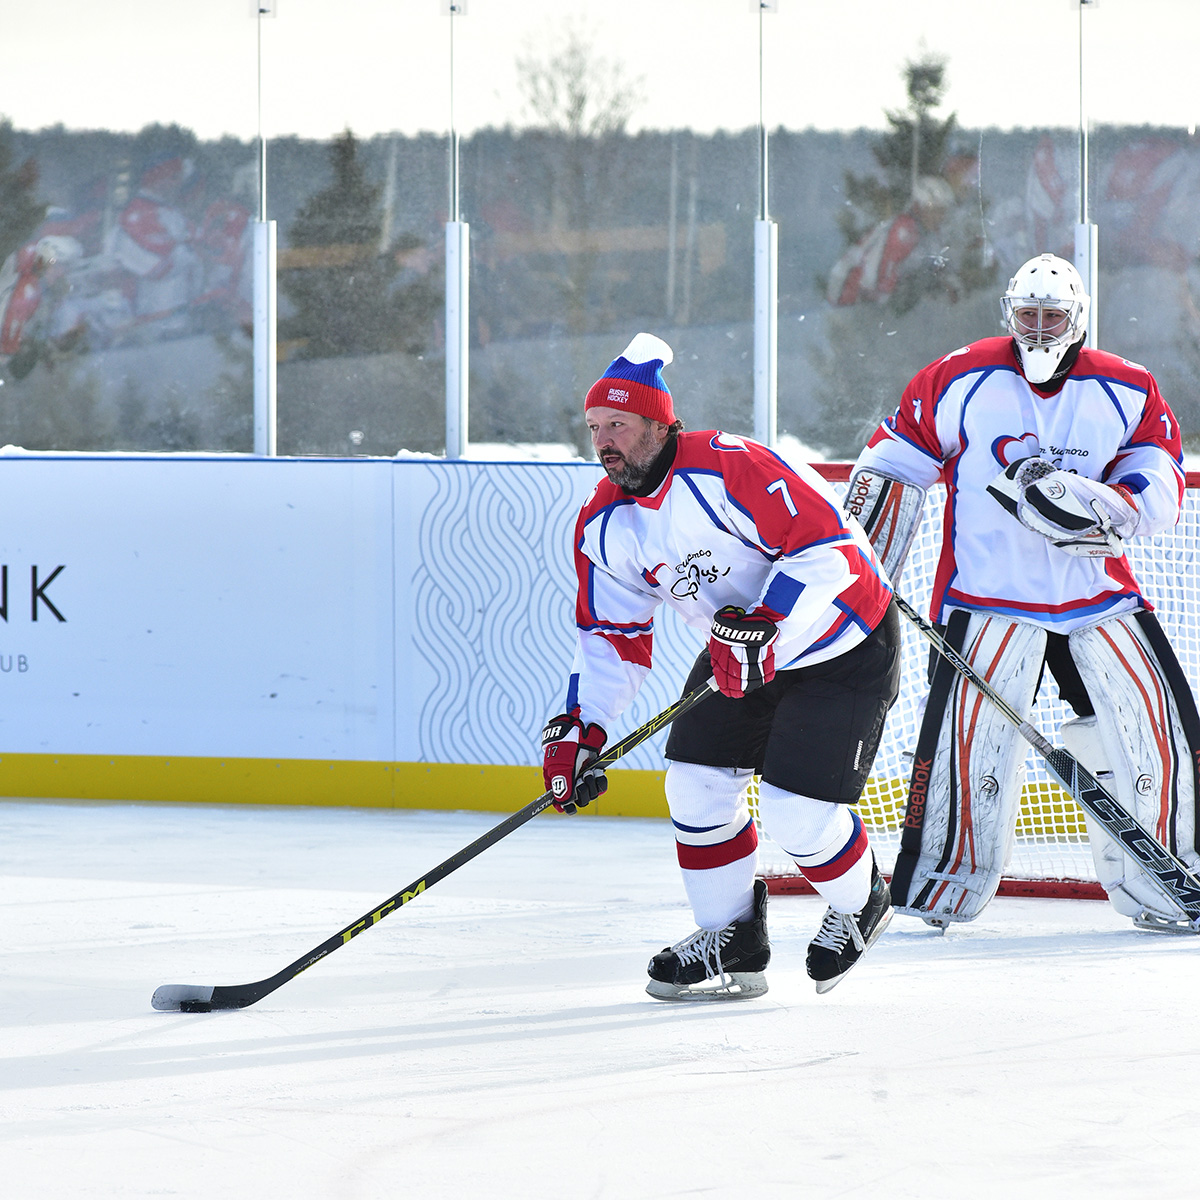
806,861,892,994
646,878,771,1001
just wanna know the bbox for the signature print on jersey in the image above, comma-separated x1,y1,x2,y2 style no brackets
671,559,731,600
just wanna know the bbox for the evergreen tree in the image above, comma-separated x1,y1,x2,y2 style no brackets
809,56,999,454
0,119,46,264
830,55,994,316
280,130,438,359
839,56,957,244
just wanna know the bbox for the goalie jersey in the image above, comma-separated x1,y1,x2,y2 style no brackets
566,430,894,729
854,337,1185,633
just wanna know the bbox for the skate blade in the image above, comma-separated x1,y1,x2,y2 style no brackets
813,908,894,995
645,972,768,1002
893,904,957,931
1133,910,1200,936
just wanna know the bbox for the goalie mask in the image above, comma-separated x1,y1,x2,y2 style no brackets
1001,254,1089,385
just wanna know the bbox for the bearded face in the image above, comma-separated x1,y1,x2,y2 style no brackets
587,407,669,491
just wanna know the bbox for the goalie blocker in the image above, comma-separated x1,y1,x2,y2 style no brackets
892,607,1200,930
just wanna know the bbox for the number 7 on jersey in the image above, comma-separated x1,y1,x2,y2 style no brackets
767,478,799,518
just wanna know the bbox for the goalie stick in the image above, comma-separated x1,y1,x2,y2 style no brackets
152,677,719,1012
893,594,1200,928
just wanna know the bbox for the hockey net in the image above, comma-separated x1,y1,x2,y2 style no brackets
753,465,1200,900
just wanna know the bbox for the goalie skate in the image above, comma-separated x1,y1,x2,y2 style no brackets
1133,910,1200,936
806,862,892,994
646,878,770,1001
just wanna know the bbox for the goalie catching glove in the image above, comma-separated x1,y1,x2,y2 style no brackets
541,712,607,814
987,457,1139,557
708,605,780,698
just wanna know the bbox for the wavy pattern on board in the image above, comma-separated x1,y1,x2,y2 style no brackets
411,461,703,771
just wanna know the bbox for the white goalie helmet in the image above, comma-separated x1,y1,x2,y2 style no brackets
1001,253,1090,384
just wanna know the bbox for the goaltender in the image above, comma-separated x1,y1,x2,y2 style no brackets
849,253,1200,933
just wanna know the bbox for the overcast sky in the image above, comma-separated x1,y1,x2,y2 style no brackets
2,0,1197,141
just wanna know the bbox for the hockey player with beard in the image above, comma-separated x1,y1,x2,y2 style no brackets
849,253,1200,934
541,333,902,999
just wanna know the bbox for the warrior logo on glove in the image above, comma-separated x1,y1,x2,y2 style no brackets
708,605,780,698
541,712,608,814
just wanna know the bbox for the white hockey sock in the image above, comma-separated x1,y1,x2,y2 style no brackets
665,762,758,930
758,781,873,913
681,855,759,931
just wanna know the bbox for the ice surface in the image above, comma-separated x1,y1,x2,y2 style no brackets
3,799,1200,1198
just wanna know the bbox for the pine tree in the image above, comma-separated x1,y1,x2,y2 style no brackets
839,56,957,244
808,56,998,455
829,55,994,316
0,120,46,265
280,130,438,359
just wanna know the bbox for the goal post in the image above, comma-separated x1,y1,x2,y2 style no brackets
754,463,1200,900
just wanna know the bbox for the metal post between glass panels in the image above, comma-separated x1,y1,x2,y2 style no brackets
443,2,469,458
253,2,278,456
754,1,778,447
1075,0,1099,347
754,220,778,448
252,220,277,456
445,220,470,459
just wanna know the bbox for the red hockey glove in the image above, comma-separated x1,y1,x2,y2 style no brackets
541,713,608,814
708,605,779,698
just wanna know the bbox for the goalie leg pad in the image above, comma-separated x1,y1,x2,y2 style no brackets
843,467,927,584
890,610,1047,923
1059,715,1144,919
1066,613,1200,924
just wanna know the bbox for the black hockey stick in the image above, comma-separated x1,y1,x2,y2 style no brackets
893,593,1200,925
152,677,719,1012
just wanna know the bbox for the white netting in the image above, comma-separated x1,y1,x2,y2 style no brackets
754,475,1200,887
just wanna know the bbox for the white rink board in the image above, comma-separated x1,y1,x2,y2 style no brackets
0,456,397,760
0,455,701,770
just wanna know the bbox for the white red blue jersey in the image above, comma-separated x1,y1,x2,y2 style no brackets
854,337,1185,632
566,430,894,729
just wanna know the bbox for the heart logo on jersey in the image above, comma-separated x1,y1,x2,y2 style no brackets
710,432,749,453
992,433,1041,468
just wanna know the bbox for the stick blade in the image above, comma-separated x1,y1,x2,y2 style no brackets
152,983,216,1012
